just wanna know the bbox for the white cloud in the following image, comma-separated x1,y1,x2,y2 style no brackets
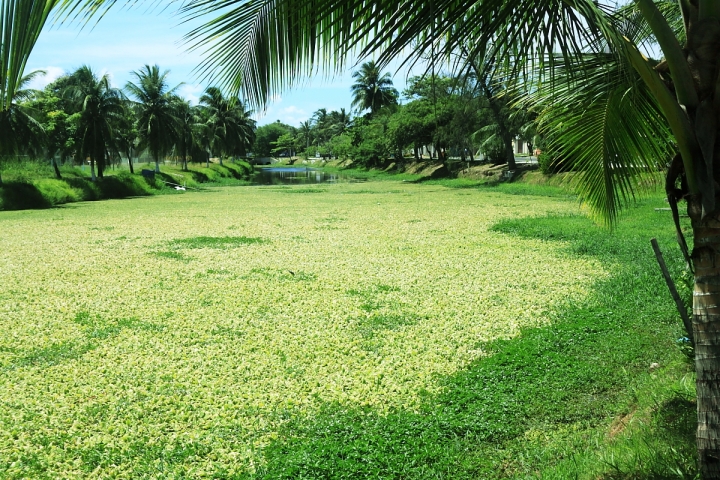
178,84,204,104
27,66,65,90
257,104,310,126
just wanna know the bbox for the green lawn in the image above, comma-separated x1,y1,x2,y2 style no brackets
0,180,696,478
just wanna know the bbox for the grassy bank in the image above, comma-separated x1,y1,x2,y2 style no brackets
0,178,695,478
0,160,253,210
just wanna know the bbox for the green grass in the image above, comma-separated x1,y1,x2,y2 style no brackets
251,199,696,479
0,179,695,478
168,236,268,249
0,159,254,210
321,165,424,182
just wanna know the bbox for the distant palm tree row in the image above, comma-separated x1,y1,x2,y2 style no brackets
11,64,256,181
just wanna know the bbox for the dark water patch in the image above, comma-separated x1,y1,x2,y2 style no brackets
251,166,361,185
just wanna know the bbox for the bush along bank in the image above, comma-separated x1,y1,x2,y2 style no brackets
0,161,254,211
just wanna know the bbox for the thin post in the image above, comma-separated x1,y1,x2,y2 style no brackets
651,238,694,343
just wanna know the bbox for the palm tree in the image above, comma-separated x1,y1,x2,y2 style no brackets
125,65,180,173
199,86,256,165
350,61,398,116
0,0,56,158
64,66,125,181
0,70,46,182
173,98,202,171
172,0,720,475
298,120,313,150
115,103,139,174
329,108,353,137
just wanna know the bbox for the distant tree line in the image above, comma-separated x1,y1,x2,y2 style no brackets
5,64,256,181
255,61,537,169
3,60,538,180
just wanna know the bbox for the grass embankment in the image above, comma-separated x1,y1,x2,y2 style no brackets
0,160,253,210
0,179,696,478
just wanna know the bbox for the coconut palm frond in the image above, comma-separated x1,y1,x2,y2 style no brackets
0,0,57,111
176,0,611,108
614,0,685,49
532,53,673,226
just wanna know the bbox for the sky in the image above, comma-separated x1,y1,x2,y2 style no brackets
27,7,424,127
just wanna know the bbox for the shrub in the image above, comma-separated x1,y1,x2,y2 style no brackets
33,179,82,205
0,181,49,210
97,172,153,199
64,177,102,200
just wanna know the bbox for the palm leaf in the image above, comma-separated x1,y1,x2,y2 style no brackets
529,53,673,225
175,0,614,109
1,0,57,110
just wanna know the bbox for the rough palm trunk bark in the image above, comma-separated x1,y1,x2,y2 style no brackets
97,154,104,179
51,157,62,179
503,133,516,170
689,195,720,479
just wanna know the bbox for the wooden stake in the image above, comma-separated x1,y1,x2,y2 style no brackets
651,238,694,344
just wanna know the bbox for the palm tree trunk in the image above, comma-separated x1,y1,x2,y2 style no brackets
128,153,134,174
154,158,160,173
51,157,62,179
689,195,720,479
98,151,106,179
503,134,516,170
90,158,97,182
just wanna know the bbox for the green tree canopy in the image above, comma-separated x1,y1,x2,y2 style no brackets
125,64,179,173
350,61,398,116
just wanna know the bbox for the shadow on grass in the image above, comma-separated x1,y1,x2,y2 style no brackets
246,205,696,479
2,312,165,371
0,181,49,209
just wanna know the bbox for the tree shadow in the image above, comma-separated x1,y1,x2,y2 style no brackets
0,181,49,209
244,209,695,479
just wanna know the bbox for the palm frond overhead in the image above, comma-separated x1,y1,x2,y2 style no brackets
614,0,685,49
529,52,673,225
0,0,57,111
175,0,614,108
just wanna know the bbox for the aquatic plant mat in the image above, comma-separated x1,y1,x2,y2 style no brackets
0,181,695,477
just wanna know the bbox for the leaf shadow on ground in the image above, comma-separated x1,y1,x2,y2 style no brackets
244,204,697,479
3,312,165,370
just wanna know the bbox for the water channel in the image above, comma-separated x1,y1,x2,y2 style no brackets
252,166,354,185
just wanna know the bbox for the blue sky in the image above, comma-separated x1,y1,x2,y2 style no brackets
28,7,424,127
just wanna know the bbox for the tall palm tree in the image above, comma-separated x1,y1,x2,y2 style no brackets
350,61,398,115
329,108,353,136
311,108,330,145
298,120,313,150
64,66,125,181
125,65,180,173
176,0,720,475
115,102,139,174
199,86,256,165
0,70,46,178
173,98,202,171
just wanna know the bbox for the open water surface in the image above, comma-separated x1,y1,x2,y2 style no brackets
252,166,354,185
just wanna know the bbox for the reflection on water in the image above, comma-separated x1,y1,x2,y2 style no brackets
252,167,349,185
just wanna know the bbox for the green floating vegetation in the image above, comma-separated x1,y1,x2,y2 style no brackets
168,236,268,249
0,180,695,478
